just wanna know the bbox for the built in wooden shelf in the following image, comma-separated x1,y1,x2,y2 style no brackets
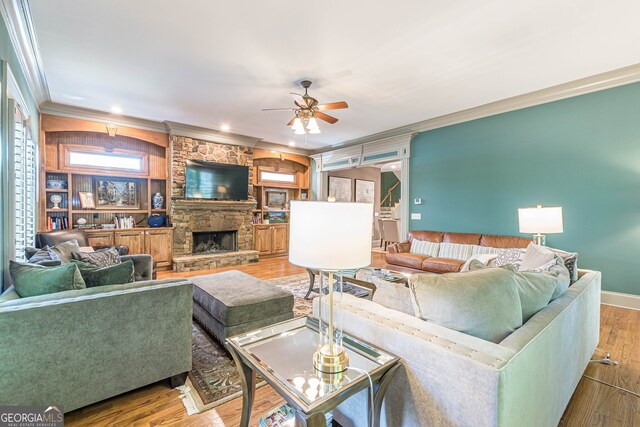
46,208,67,213
71,209,149,214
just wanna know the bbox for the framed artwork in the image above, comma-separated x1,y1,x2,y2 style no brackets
265,189,288,209
328,176,352,202
95,179,138,209
355,179,375,204
78,191,96,209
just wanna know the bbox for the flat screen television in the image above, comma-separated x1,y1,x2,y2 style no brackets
185,160,249,200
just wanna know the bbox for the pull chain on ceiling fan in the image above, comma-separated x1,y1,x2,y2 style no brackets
262,80,348,135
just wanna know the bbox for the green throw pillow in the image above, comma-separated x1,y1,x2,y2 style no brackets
9,261,86,298
47,240,81,264
409,268,523,343
70,259,135,287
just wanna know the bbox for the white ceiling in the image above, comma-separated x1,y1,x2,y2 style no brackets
29,0,640,149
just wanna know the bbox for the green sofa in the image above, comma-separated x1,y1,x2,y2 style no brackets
0,278,193,412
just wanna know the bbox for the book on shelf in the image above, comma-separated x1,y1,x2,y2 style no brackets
113,215,137,229
47,215,68,230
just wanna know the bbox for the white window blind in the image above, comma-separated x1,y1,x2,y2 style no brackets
12,105,36,261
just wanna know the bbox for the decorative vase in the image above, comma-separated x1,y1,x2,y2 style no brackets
152,192,164,209
50,194,62,209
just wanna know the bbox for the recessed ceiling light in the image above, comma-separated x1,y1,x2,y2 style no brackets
288,141,295,147
220,124,230,132
391,165,396,169
110,106,122,114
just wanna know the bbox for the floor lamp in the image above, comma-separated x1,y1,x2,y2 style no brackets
289,200,373,377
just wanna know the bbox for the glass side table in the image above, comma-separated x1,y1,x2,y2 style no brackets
226,316,401,427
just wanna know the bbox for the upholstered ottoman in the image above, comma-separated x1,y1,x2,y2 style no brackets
190,270,294,344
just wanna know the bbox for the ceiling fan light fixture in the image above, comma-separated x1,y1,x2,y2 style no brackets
291,117,305,131
308,127,321,134
294,127,306,135
307,117,320,131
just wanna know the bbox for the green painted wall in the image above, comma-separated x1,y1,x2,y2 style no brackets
410,82,640,295
381,171,400,207
0,15,40,291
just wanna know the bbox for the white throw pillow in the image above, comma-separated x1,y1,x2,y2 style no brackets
471,245,502,256
438,243,474,261
519,243,556,272
410,239,440,257
495,248,526,269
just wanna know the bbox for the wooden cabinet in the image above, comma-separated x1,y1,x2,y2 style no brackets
85,230,114,247
253,224,289,257
84,227,174,269
115,230,146,255
271,224,288,255
145,228,173,267
254,225,274,256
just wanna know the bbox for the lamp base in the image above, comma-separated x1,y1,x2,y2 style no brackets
533,234,546,246
313,344,349,380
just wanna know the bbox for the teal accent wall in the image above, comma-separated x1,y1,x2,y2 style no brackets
381,171,400,207
0,15,40,291
410,82,640,295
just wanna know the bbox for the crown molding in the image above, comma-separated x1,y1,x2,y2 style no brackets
254,140,313,156
40,101,167,133
164,121,262,147
0,0,50,106
313,63,640,154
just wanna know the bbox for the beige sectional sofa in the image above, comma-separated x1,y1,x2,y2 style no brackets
314,269,601,427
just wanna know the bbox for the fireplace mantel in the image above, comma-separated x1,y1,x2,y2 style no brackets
171,199,256,211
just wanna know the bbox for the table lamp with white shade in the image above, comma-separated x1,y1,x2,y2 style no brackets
289,200,373,377
518,205,564,245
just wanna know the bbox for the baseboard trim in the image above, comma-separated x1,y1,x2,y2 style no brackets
601,291,640,311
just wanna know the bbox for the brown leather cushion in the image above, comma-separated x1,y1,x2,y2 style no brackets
421,257,465,273
480,235,531,249
443,232,482,245
385,253,429,270
409,231,445,243
36,230,90,248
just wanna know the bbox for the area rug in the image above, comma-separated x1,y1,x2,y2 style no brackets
177,273,313,415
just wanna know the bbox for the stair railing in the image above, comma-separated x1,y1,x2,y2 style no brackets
380,181,400,207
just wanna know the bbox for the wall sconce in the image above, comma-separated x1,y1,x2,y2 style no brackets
106,124,118,137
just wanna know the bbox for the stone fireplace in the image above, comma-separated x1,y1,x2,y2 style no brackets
192,230,237,254
171,199,259,272
169,135,258,272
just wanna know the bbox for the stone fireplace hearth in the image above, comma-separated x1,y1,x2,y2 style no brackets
171,199,258,272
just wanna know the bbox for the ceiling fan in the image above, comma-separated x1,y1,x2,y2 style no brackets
262,80,348,134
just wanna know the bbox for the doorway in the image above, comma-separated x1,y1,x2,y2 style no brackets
321,159,404,252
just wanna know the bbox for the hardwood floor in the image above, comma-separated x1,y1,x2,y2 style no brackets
65,253,639,426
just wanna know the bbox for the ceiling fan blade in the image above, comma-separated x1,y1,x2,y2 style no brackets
315,111,338,124
262,107,296,111
291,92,309,108
317,101,348,111
287,116,297,126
